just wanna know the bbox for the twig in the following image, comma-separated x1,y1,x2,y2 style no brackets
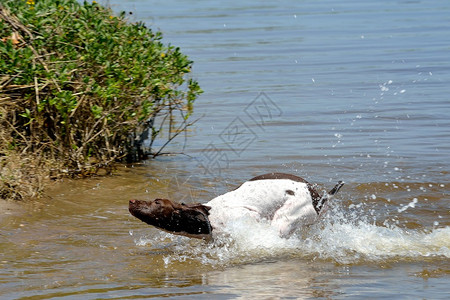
34,76,40,106
2,117,31,150
0,71,23,90
68,94,85,118
152,117,200,157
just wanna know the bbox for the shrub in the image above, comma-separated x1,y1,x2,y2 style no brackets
0,0,201,172
0,0,202,199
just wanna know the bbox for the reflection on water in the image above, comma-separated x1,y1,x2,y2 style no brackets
1,0,450,298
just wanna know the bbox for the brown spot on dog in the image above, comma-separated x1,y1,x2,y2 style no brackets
286,189,295,196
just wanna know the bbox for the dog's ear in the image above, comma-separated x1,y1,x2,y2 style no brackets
193,204,211,216
173,206,212,235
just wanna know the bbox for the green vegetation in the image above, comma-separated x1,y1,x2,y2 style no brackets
0,0,202,200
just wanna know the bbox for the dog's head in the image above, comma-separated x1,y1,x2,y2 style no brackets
129,199,212,239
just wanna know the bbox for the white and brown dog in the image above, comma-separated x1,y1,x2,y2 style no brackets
129,173,344,240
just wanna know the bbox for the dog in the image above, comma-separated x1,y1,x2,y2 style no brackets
129,173,344,240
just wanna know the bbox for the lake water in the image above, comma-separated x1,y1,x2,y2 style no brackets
1,0,449,298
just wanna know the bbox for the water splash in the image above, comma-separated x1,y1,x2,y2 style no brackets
304,211,450,264
133,203,450,267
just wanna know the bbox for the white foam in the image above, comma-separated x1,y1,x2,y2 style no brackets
134,205,450,266
303,217,450,264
